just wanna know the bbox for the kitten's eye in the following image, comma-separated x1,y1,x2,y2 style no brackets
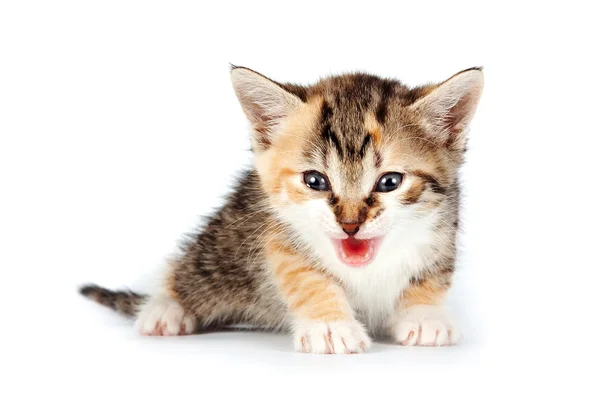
303,171,330,191
375,172,403,192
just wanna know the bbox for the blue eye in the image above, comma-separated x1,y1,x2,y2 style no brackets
375,172,403,192
303,171,330,191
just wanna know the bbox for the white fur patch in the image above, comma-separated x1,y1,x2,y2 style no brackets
279,197,442,336
293,319,372,354
391,305,460,346
135,295,196,336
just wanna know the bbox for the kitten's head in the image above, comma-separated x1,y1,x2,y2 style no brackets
231,66,483,268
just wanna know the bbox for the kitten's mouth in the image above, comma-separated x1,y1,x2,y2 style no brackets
332,237,383,267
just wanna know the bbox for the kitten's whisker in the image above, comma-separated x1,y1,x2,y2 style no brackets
246,221,286,265
217,204,271,236
232,219,276,261
392,136,442,148
248,227,287,265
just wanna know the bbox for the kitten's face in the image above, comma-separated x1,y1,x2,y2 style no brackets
232,68,483,268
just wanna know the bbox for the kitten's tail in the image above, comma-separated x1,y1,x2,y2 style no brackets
79,284,147,317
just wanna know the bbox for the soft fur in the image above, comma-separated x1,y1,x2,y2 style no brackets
80,65,484,354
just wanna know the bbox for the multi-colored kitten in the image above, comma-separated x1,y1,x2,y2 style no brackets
80,65,484,354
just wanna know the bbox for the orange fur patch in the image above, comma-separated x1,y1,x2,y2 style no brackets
268,241,352,321
256,99,324,204
399,277,448,309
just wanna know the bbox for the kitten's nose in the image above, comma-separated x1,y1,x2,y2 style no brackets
340,222,361,237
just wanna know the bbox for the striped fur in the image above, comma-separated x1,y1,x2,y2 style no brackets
80,284,146,317
81,66,483,353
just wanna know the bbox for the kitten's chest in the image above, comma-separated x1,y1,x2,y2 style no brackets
343,261,414,336
337,239,433,336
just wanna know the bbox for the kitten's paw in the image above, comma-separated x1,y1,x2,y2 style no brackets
135,296,196,336
293,319,371,354
392,305,460,346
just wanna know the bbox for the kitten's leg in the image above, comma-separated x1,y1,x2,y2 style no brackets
267,242,371,354
134,264,197,336
390,271,460,346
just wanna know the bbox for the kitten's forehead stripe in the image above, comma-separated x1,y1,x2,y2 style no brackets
323,125,344,159
320,100,344,159
375,80,395,124
300,73,453,212
310,74,414,165
374,150,382,168
358,134,372,159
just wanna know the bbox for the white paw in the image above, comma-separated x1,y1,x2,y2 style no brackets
392,305,460,346
135,296,197,336
293,319,372,354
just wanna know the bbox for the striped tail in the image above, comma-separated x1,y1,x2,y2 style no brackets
79,284,147,317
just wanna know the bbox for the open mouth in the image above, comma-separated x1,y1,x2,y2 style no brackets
332,237,383,267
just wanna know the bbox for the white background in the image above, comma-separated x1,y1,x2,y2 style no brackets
1,1,599,398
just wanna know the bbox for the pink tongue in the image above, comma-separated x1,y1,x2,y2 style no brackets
341,237,370,258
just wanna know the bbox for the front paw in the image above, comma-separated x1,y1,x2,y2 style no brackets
392,305,460,346
293,319,372,354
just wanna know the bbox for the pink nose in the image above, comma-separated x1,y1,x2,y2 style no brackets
340,223,360,236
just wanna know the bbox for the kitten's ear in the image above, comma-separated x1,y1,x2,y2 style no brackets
230,67,303,150
410,67,484,151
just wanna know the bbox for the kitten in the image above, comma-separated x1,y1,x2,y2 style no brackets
80,65,484,354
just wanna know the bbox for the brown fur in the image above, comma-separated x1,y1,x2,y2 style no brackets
80,66,483,347
79,284,146,317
